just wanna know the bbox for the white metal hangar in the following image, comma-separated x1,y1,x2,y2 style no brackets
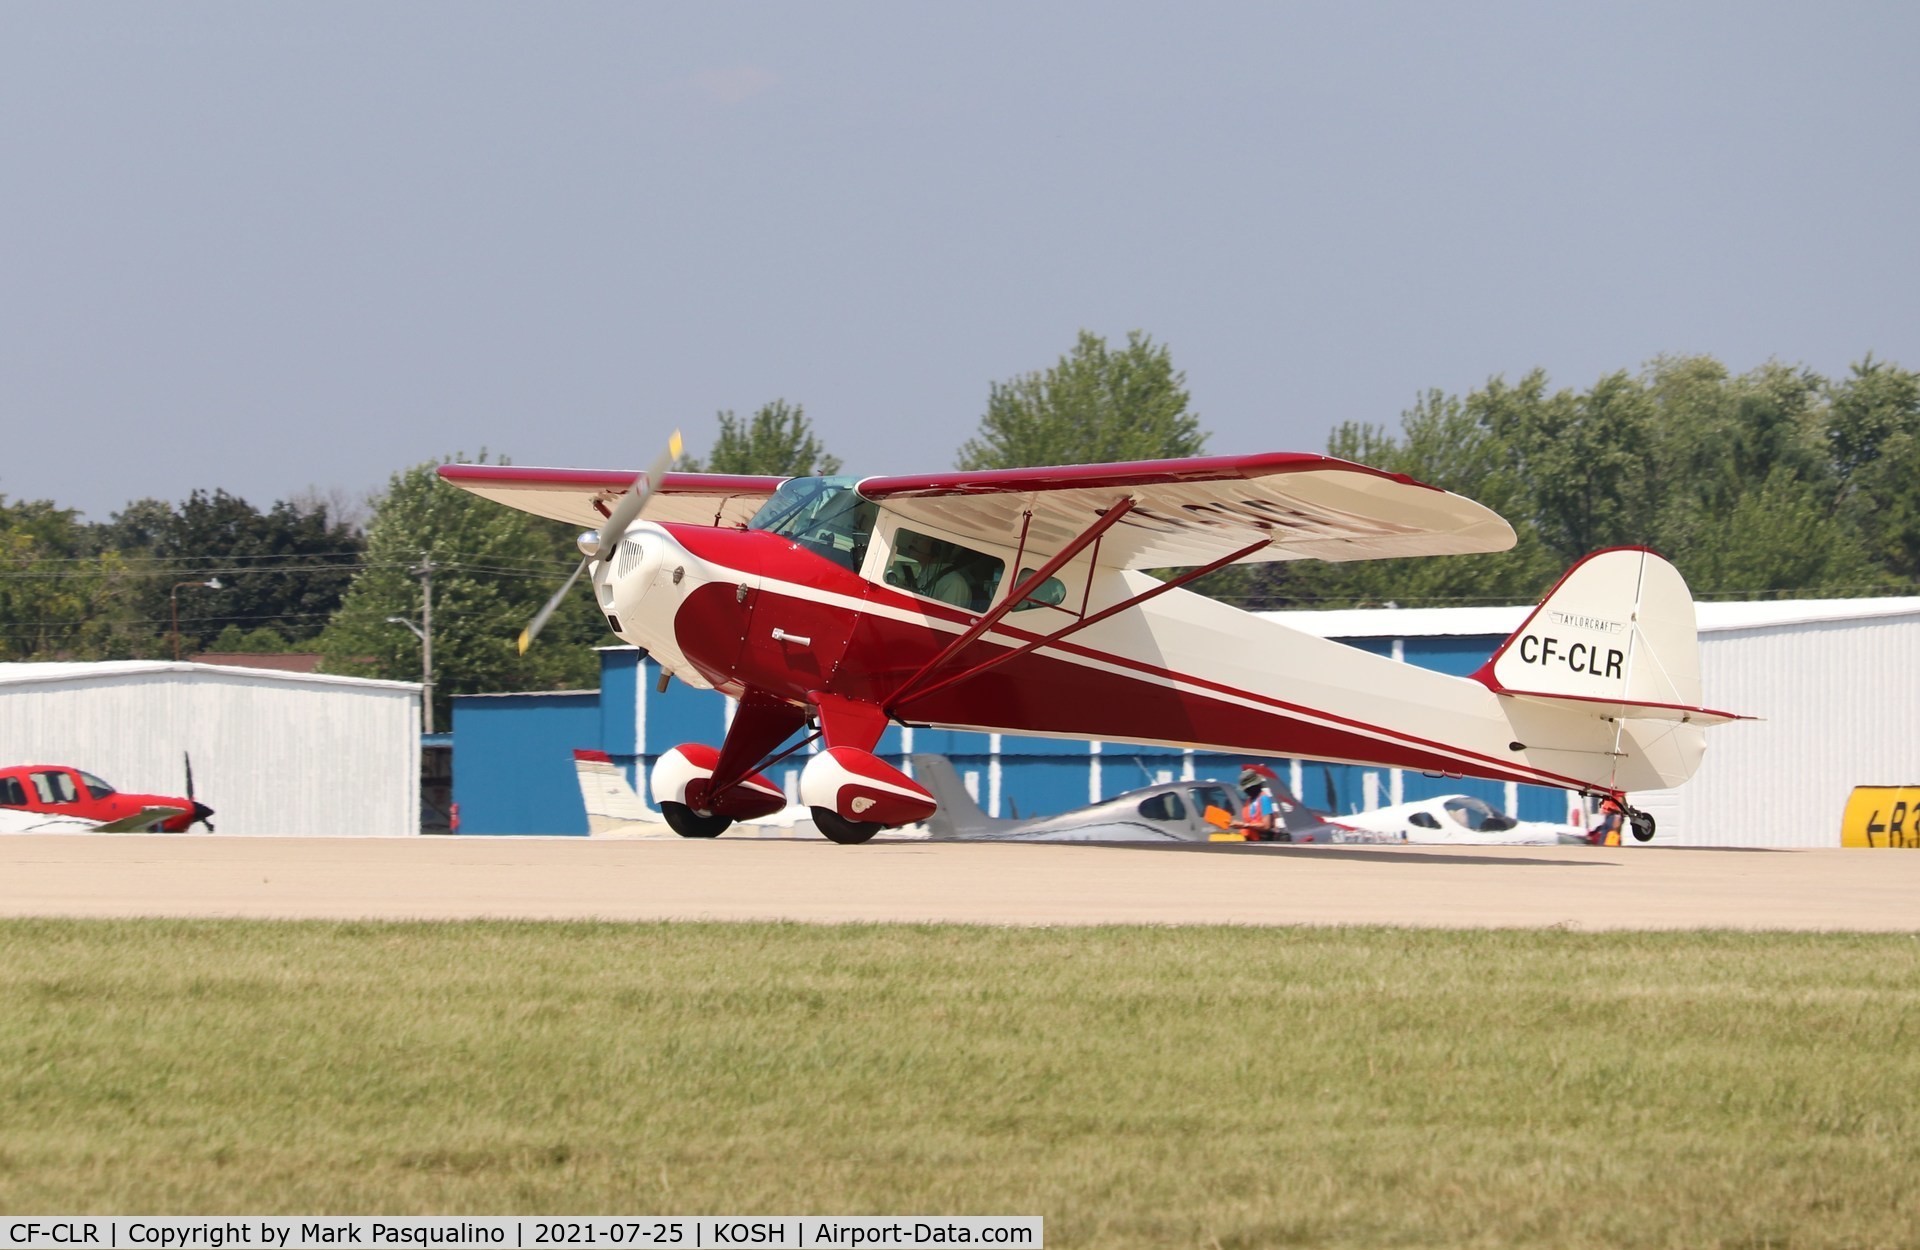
0,661,421,837
1269,596,1920,848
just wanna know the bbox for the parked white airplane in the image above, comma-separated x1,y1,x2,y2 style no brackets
573,749,820,838
1337,793,1597,845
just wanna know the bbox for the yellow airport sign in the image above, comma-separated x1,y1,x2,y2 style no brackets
1840,787,1920,847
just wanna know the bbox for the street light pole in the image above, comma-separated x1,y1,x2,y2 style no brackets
385,614,433,735
386,558,437,734
169,578,223,662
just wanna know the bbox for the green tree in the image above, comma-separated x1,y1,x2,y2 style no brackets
1681,467,1882,598
1235,388,1562,611
1825,356,1920,579
1278,355,1895,609
682,400,841,475
957,330,1205,469
0,498,137,659
99,490,364,655
319,456,606,725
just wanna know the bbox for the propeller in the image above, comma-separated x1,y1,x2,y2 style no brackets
184,751,215,831
517,559,588,656
518,430,683,654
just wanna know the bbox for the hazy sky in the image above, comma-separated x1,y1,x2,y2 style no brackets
3,2,1915,521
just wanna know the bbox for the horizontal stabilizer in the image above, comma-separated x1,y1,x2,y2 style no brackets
1496,691,1746,726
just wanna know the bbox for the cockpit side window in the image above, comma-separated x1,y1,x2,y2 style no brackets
0,776,26,807
1009,568,1069,613
32,770,78,804
747,476,878,574
884,529,1006,614
77,770,117,800
1137,791,1187,823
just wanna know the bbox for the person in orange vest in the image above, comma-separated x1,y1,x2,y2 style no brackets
1588,795,1625,846
1237,768,1283,842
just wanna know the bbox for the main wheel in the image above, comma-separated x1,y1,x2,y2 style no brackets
1629,811,1656,842
811,806,883,845
662,801,731,838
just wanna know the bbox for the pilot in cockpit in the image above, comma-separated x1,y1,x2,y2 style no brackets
889,530,974,608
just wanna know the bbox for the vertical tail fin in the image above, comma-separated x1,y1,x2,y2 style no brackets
910,754,1017,836
573,749,660,834
1475,548,1744,793
1477,547,1735,721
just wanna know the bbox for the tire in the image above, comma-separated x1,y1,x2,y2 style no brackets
662,801,731,839
1630,811,1656,842
811,806,883,845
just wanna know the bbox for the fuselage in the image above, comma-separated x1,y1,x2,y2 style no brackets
1339,795,1591,845
0,764,205,833
589,497,1695,795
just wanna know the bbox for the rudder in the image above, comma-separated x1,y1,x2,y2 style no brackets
910,754,1015,837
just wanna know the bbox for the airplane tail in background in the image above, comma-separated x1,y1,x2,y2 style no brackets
1475,547,1745,793
911,754,1017,837
573,749,662,834
575,748,820,838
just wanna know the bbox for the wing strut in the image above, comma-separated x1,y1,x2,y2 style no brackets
889,537,1269,716
886,498,1137,709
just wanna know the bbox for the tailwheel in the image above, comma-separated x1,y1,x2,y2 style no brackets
1628,809,1656,842
662,802,732,839
812,806,883,845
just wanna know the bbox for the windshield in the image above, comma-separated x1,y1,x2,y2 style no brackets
1443,796,1499,830
1190,785,1237,828
76,770,117,799
747,476,878,574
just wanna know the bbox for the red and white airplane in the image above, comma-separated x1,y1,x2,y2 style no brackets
0,762,212,833
442,444,1740,844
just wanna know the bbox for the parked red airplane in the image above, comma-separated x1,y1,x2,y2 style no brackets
442,440,1741,844
0,762,213,832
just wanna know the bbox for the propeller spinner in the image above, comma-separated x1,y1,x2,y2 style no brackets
518,430,683,654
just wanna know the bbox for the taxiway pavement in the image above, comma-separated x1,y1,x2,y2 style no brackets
2,834,1916,930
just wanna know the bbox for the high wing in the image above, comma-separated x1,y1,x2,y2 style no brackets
437,465,788,530
858,453,1515,568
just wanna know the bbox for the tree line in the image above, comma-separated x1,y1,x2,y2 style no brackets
0,489,364,662
4,333,1914,724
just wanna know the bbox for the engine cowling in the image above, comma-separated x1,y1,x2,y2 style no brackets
650,743,789,820
799,747,937,827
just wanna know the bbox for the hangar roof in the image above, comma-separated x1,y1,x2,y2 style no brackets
0,659,418,693
1264,596,1920,640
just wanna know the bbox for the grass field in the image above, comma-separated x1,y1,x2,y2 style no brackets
2,920,1916,1248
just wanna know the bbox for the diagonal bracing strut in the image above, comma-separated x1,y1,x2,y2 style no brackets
885,498,1137,709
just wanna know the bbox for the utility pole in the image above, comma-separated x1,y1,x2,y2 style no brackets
418,557,434,735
